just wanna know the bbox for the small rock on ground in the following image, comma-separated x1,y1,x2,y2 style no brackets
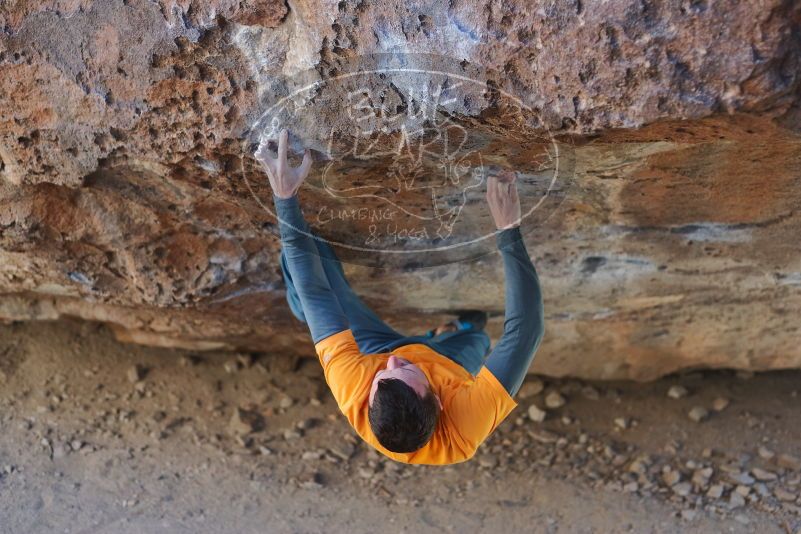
777,453,801,471
544,391,566,409
518,379,545,399
688,406,708,423
127,365,146,383
711,397,730,411
528,404,547,423
667,385,689,399
229,407,265,436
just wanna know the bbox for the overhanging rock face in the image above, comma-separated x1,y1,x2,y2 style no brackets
1,0,800,380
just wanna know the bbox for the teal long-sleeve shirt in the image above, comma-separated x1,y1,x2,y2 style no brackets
275,194,544,397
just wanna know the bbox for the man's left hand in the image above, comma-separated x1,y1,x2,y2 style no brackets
255,128,312,199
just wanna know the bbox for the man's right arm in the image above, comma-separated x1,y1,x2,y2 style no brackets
483,226,544,397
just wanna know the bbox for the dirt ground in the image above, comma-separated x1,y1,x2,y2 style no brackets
1,320,800,534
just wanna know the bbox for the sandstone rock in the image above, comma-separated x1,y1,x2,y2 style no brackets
52,443,68,459
728,492,746,509
711,397,730,412
1,0,801,380
236,353,255,368
229,407,265,435
687,407,709,423
527,404,547,423
126,365,146,384
774,487,797,502
691,468,713,488
672,482,692,497
751,467,778,482
518,379,545,399
726,472,755,486
301,450,323,461
758,446,775,461
662,470,681,487
478,455,498,469
667,385,689,399
179,355,200,367
544,392,566,410
298,472,325,489
223,360,242,374
706,484,725,499
628,456,651,475
777,454,801,471
282,429,302,441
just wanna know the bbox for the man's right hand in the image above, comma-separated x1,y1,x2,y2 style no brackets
254,128,312,199
486,169,521,230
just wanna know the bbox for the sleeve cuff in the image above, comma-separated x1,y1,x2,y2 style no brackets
496,226,523,250
273,194,306,229
273,193,300,212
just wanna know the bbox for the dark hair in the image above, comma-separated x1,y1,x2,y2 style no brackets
368,378,440,453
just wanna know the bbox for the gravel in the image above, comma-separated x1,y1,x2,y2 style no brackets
229,407,265,435
777,454,801,471
544,391,566,409
518,379,545,399
687,406,709,423
711,397,730,412
528,404,547,423
667,385,689,399
126,364,146,383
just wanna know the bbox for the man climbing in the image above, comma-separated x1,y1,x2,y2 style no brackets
255,129,544,465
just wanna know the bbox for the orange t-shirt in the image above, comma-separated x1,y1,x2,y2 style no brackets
315,329,518,465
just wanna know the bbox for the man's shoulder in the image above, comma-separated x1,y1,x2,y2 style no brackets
314,329,359,365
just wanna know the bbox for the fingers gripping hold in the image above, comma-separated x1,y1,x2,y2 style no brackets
486,170,521,231
253,129,313,199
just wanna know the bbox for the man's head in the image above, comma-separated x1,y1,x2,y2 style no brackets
368,355,441,453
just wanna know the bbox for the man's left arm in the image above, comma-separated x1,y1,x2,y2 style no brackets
257,129,350,345
274,195,350,344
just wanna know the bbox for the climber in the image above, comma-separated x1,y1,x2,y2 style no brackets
255,129,544,465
